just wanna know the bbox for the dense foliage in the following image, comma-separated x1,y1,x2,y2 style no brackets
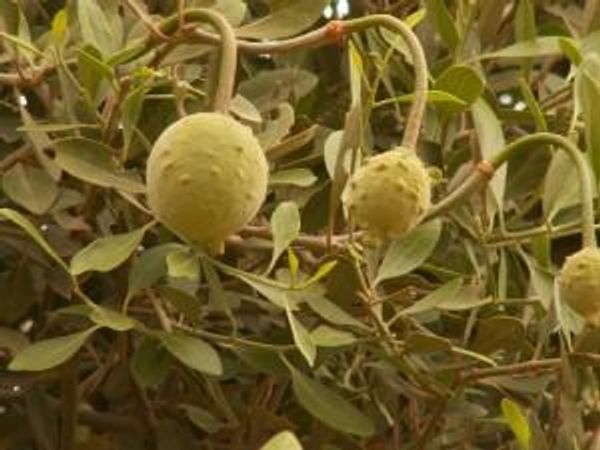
0,0,599,449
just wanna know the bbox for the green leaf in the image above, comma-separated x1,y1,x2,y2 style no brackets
515,0,536,43
77,0,121,56
299,260,339,288
397,278,463,316
482,37,569,59
288,364,375,437
434,65,484,114
268,201,301,273
19,108,62,181
375,90,468,109
166,247,200,281
181,404,224,434
53,138,146,193
472,317,526,354
70,223,152,275
121,84,146,158
2,163,58,214
260,431,303,450
376,220,442,284
405,332,451,353
286,304,316,367
90,307,136,332
305,295,368,330
159,333,222,376
501,398,531,450
576,54,600,180
8,328,97,372
51,9,68,43
0,208,68,271
269,169,318,187
157,285,202,321
76,45,114,102
128,244,182,298
0,267,37,324
311,325,356,348
236,0,329,39
130,338,171,388
202,259,234,319
472,98,506,205
424,0,459,50
543,150,580,221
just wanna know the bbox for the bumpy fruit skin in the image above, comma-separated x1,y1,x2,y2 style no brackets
146,113,268,254
558,247,600,326
342,147,431,242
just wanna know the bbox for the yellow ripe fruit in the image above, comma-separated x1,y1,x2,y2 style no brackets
342,147,431,242
558,247,600,327
146,113,269,254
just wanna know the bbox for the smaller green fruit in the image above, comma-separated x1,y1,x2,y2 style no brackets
342,147,431,242
558,247,600,327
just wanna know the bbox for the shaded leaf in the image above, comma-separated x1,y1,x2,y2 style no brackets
130,338,171,388
53,138,146,193
181,404,224,434
424,0,459,50
576,54,600,180
288,364,375,437
128,244,182,298
376,220,442,284
0,208,68,271
2,163,58,214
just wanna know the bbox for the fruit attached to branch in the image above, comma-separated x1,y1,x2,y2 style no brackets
342,147,431,243
146,113,269,254
558,247,600,327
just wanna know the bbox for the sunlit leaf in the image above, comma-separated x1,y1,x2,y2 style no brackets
268,201,301,273
9,328,97,372
259,431,303,450
70,223,153,275
159,332,222,376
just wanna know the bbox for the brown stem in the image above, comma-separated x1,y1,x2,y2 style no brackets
59,359,78,450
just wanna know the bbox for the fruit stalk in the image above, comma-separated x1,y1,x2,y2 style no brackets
427,132,597,249
113,12,428,148
115,8,237,114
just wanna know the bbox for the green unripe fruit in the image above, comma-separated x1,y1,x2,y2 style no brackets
146,113,269,254
558,247,600,327
342,147,431,242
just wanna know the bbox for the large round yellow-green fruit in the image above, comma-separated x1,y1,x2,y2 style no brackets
342,147,431,242
146,113,269,254
558,247,600,327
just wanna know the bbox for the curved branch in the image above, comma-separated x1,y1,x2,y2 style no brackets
427,133,597,248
